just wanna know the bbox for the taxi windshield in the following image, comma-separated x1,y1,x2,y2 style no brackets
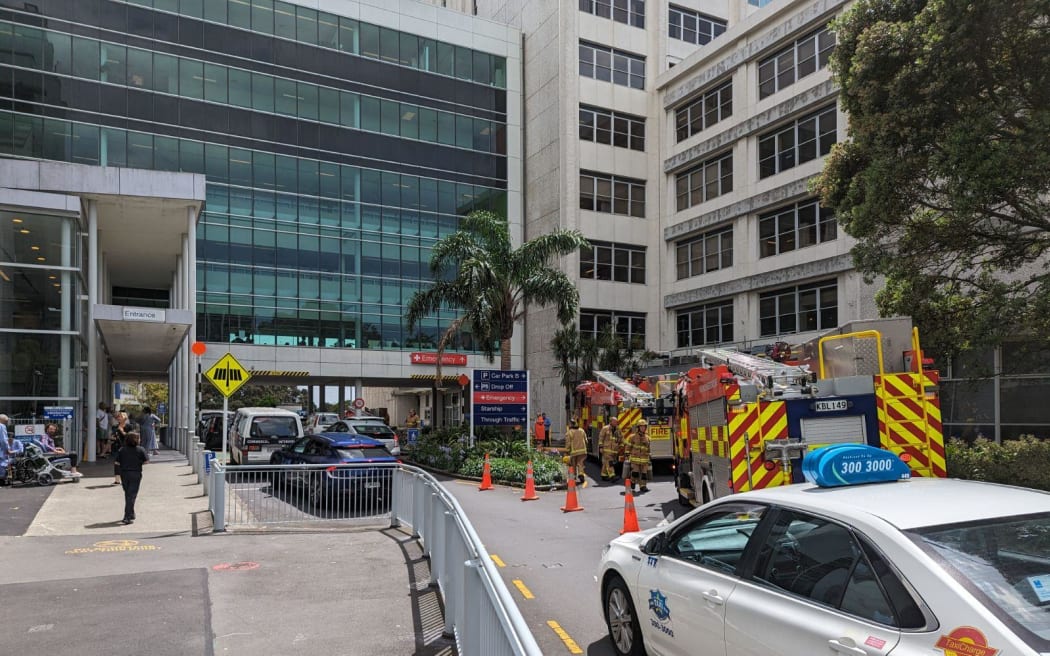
911,512,1050,650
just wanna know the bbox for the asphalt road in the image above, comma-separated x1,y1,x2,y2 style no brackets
443,459,693,655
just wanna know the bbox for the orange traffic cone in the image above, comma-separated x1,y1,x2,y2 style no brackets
479,453,493,491
620,485,640,534
521,460,539,501
561,467,584,512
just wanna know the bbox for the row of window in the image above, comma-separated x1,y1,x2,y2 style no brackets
580,310,647,351
579,41,645,90
759,199,837,258
579,0,646,28
675,280,838,347
759,27,835,99
675,152,733,212
0,112,504,210
579,171,646,218
112,0,507,87
668,5,727,46
675,226,733,280
0,25,505,154
579,241,647,284
675,80,732,142
579,105,645,151
758,105,837,178
199,303,471,351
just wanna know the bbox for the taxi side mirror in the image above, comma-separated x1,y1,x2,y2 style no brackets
641,532,667,555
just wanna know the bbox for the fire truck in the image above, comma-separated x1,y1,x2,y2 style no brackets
575,370,675,462
673,317,945,507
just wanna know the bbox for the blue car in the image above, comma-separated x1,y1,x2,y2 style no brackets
269,433,397,509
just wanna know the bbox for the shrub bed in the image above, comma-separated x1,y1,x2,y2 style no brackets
946,436,1050,491
405,427,564,486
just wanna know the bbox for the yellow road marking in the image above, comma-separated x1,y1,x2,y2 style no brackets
512,579,534,599
490,554,506,568
546,620,584,654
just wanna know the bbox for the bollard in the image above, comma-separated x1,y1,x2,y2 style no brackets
211,465,226,532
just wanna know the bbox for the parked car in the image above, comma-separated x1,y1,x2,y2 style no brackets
305,412,341,435
598,444,1050,656
269,433,397,508
229,407,303,465
327,418,400,456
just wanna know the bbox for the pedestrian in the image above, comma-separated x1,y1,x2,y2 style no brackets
543,413,552,442
96,402,111,457
2,418,24,484
598,416,622,482
112,411,130,485
629,420,652,494
0,414,12,486
534,413,546,446
38,423,80,475
115,431,149,525
404,409,420,429
565,419,588,488
139,406,161,456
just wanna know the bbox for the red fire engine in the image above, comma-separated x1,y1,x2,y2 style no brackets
673,317,945,507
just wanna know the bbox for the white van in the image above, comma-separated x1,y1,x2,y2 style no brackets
229,407,304,465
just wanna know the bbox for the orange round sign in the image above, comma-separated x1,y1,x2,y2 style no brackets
191,342,207,356
458,374,470,387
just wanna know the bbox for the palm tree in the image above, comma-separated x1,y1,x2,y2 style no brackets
551,324,582,416
406,210,590,372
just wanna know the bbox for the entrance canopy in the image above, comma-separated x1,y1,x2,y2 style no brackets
95,304,194,379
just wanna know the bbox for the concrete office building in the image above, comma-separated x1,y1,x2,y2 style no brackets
0,0,522,442
452,0,850,429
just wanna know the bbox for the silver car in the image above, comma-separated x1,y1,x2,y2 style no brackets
327,419,400,457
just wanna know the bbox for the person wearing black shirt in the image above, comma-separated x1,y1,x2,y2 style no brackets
115,432,149,525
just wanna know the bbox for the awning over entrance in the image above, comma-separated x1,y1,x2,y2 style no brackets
94,304,193,378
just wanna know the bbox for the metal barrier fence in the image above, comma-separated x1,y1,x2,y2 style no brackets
207,459,542,656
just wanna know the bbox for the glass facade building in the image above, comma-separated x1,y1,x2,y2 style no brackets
0,0,518,357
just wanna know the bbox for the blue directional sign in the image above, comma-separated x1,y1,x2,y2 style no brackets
471,369,529,426
158,402,167,415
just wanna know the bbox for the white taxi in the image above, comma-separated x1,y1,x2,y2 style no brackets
598,444,1050,656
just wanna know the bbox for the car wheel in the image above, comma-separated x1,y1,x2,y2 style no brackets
604,577,644,656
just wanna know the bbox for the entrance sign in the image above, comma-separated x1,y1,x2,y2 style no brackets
204,353,251,398
44,406,74,420
410,352,468,366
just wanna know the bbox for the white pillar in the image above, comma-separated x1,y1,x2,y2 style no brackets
181,230,192,451
86,200,98,462
187,206,198,431
174,254,183,452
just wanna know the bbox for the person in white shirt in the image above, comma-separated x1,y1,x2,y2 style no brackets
96,402,111,457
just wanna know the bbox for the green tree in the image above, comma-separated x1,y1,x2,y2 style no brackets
405,210,590,370
199,383,306,411
551,324,583,415
814,0,1050,359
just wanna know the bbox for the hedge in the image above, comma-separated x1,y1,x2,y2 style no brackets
946,437,1050,491
404,428,564,486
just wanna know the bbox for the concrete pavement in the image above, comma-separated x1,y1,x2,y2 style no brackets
1,447,455,656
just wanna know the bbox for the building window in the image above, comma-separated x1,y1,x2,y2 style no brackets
580,241,646,284
759,198,837,257
675,152,733,211
579,0,646,29
758,106,837,178
579,41,646,90
579,171,646,217
759,280,838,337
675,227,732,279
749,0,775,6
674,80,732,142
758,26,836,99
580,105,645,151
580,309,647,350
668,5,727,46
676,300,733,348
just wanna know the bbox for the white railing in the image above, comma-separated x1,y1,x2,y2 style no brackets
206,458,542,656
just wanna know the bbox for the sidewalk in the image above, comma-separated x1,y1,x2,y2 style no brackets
1,447,456,655
24,446,208,536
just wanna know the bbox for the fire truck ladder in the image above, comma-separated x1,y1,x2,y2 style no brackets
593,371,654,407
699,348,814,398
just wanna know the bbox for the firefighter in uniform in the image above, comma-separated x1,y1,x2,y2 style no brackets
565,419,589,487
629,420,652,493
598,416,622,482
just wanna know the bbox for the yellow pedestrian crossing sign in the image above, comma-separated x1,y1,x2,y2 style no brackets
205,353,252,398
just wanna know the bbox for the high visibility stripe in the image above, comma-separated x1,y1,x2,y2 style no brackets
877,372,946,479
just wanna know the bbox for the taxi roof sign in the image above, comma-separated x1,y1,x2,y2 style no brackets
802,444,911,488
204,353,251,398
